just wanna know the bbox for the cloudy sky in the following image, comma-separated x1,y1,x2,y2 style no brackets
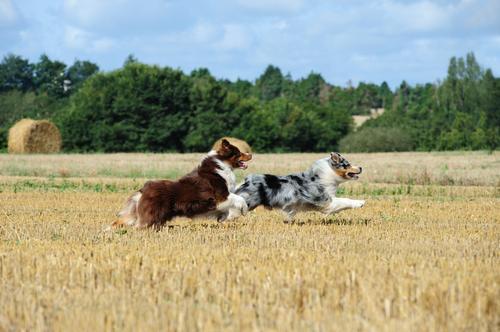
1,0,499,87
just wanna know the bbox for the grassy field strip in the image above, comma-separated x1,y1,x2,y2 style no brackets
0,191,498,331
1,151,498,186
1,176,498,200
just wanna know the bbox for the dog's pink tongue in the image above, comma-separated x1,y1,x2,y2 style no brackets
239,161,248,169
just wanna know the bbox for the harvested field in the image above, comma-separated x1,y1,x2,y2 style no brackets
0,152,498,331
0,151,498,186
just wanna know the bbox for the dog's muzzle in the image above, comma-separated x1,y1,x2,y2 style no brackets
347,167,362,179
238,153,252,169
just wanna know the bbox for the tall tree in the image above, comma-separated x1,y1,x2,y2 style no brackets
378,81,392,108
481,69,500,148
255,65,284,101
183,70,242,151
66,60,99,92
33,54,67,98
0,54,34,92
60,63,192,152
123,54,139,66
295,72,326,102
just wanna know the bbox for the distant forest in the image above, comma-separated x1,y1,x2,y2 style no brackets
0,52,498,152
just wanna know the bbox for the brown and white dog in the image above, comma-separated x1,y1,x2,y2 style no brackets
113,139,252,229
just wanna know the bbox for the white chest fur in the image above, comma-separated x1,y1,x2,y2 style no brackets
214,159,236,192
314,158,343,198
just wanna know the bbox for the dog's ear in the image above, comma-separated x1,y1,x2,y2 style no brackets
330,152,341,164
216,139,230,154
221,139,230,149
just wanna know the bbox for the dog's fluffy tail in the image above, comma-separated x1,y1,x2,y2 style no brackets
112,191,142,228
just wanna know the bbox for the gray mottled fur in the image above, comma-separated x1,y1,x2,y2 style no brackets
235,154,365,221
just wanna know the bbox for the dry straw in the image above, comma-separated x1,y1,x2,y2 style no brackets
8,118,62,154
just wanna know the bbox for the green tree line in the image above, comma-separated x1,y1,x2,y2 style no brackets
0,52,498,152
340,53,499,152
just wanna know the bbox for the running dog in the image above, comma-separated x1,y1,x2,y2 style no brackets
235,152,365,222
114,139,252,229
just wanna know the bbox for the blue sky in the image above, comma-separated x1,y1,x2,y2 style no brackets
1,0,499,87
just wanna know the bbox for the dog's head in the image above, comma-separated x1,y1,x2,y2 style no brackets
329,152,362,182
216,139,252,169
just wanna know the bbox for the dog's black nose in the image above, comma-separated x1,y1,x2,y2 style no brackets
359,167,363,173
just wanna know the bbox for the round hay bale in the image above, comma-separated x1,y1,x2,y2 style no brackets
8,119,62,154
212,137,252,154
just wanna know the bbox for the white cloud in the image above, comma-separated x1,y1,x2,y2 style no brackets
154,22,217,46
63,0,110,26
0,0,19,26
272,20,288,30
190,22,217,44
92,38,115,52
64,25,91,49
215,24,252,50
64,25,115,53
236,0,304,13
63,0,172,35
381,0,452,32
461,0,500,29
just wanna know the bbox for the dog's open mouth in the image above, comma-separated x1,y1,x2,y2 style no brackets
347,171,361,179
238,160,248,169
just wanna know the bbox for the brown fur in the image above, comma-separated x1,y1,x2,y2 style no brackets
212,137,252,163
212,137,252,154
335,166,362,180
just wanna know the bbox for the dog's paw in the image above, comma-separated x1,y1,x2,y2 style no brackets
240,202,248,216
217,212,229,222
353,200,365,208
227,204,248,221
234,196,248,216
226,209,241,221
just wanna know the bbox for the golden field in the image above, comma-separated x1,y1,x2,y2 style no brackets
0,151,499,331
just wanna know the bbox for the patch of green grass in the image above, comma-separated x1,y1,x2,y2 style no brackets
51,233,62,241
4,179,126,193
1,179,495,200
3,165,36,177
343,184,416,196
96,167,184,179
115,229,128,235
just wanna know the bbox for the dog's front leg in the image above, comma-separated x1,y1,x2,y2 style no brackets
227,194,248,220
324,198,365,214
216,193,248,222
282,206,297,223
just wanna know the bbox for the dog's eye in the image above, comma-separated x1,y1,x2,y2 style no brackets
337,161,349,169
228,150,240,158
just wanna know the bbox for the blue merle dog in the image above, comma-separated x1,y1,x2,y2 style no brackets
235,152,365,222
